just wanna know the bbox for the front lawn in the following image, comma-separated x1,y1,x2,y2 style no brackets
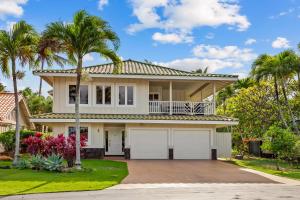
228,157,300,180
0,159,128,196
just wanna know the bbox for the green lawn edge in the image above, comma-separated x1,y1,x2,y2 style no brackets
0,159,128,196
225,157,300,180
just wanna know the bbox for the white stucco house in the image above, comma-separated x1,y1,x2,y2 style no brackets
30,59,238,160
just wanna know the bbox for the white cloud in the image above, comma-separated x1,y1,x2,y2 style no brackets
245,38,256,45
83,54,94,62
270,8,294,19
272,37,290,49
128,0,250,43
98,0,108,10
233,72,248,79
0,0,28,19
157,44,257,73
152,32,193,44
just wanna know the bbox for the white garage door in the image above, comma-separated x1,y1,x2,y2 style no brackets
130,129,168,159
173,129,210,159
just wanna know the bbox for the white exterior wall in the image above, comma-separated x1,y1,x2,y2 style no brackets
214,132,232,158
51,122,104,148
53,77,149,114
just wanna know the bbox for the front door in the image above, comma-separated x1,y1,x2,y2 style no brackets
105,128,124,155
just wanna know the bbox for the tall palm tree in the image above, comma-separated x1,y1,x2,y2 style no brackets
0,21,38,165
234,77,255,90
193,66,209,74
43,10,121,169
251,54,289,128
35,38,67,96
276,50,299,134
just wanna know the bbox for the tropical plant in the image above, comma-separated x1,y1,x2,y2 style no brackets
261,125,296,170
30,154,45,170
15,159,30,169
0,21,39,165
35,38,67,96
193,66,209,74
21,87,52,114
43,10,121,169
0,82,5,92
43,154,64,171
23,132,44,155
0,130,35,152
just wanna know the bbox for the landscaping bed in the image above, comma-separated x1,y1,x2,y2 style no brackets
227,157,300,180
0,159,128,196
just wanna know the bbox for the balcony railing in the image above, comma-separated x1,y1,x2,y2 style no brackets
149,101,215,115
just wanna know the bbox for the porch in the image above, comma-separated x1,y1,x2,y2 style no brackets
148,80,221,115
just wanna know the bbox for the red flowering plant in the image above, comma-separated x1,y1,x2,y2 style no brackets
63,134,87,167
23,132,44,155
23,132,87,168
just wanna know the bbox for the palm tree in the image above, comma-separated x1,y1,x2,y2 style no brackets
35,38,67,96
193,66,209,74
234,77,255,90
43,10,121,169
0,21,38,165
0,82,5,92
251,54,289,128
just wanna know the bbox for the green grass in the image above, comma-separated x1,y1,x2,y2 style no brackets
228,157,300,180
0,159,128,196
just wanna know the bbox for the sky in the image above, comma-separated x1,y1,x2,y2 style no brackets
0,0,300,95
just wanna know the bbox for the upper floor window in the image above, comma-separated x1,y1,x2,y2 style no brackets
96,85,111,105
118,85,134,106
69,85,88,104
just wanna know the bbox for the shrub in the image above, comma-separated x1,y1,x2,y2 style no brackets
262,125,296,170
0,130,36,152
16,159,30,169
30,155,45,170
44,154,64,172
23,133,87,168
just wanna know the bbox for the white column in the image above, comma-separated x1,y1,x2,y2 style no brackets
169,81,173,115
213,81,216,115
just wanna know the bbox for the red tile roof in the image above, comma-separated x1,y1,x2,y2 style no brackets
0,92,23,121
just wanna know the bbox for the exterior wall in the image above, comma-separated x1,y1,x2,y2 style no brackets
214,132,232,158
53,77,149,114
0,125,11,133
51,122,104,148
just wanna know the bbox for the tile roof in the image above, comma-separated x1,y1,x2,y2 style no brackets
31,113,238,122
0,93,23,121
33,59,238,78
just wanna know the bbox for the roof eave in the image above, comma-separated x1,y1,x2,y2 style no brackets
33,72,239,82
30,118,238,125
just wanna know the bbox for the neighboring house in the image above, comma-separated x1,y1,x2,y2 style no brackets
0,92,35,133
31,59,238,160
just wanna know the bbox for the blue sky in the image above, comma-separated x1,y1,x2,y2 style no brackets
0,0,300,95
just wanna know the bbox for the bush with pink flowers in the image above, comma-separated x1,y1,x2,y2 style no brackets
23,132,87,168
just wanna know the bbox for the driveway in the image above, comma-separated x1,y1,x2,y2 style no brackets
122,160,276,183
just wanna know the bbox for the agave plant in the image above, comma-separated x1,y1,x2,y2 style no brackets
44,154,64,172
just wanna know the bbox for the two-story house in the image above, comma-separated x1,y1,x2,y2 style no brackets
30,60,238,160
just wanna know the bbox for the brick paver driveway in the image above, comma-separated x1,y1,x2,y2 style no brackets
122,160,276,184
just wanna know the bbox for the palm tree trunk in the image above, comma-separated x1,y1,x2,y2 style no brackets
38,60,44,96
12,59,21,166
274,78,288,128
297,71,300,92
75,57,83,170
280,80,299,134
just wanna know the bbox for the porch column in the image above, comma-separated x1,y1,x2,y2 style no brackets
169,81,173,115
213,81,216,115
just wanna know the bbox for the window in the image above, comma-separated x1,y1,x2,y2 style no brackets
118,85,135,106
96,85,111,105
69,85,89,104
68,126,90,145
149,93,159,101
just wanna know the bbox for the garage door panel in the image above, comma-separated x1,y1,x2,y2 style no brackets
174,130,210,159
130,129,168,159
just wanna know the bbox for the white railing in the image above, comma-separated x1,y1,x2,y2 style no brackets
149,101,215,115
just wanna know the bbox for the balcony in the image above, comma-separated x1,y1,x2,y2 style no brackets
149,101,215,115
